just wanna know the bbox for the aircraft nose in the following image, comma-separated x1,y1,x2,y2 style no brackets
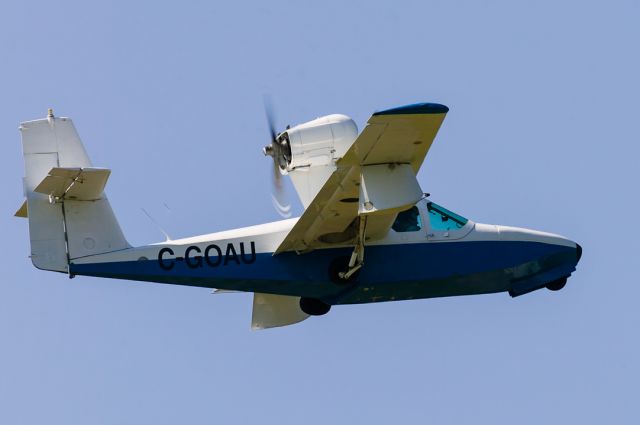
576,243,583,262
496,225,573,247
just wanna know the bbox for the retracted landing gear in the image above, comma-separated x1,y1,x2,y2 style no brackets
299,298,331,316
546,277,567,291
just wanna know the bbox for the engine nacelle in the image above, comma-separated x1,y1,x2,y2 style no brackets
280,114,358,207
282,114,357,171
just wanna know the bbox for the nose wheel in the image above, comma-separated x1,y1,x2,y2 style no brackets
546,277,567,291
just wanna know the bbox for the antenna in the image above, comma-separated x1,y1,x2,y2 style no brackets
141,208,172,241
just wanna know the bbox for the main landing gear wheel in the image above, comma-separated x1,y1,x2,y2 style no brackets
299,298,331,316
546,277,567,291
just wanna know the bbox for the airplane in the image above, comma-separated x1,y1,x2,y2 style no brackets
15,103,582,330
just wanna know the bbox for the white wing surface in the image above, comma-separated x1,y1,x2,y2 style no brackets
275,103,449,254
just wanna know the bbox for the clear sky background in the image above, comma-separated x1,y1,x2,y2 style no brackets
1,1,638,423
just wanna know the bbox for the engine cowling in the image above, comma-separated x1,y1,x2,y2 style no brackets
277,114,358,208
281,114,357,172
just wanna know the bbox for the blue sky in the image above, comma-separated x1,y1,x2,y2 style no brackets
1,1,638,423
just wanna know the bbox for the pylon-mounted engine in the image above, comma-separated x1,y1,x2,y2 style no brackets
263,114,358,207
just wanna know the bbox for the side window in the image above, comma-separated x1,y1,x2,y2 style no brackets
427,202,468,231
392,206,422,232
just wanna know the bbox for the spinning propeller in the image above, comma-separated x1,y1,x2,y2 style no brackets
262,98,292,218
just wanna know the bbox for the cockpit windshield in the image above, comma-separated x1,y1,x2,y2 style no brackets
427,202,468,231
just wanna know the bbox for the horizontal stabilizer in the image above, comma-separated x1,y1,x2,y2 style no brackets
15,200,28,218
34,167,110,201
251,293,309,330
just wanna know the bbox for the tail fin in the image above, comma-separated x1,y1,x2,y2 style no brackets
19,111,130,273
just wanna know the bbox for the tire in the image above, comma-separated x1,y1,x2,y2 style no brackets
299,298,331,316
546,277,567,291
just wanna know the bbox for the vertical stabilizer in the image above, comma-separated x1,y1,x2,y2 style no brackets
20,111,130,273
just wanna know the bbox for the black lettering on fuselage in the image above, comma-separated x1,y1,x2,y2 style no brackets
185,245,202,268
157,241,256,272
158,247,175,271
204,244,222,267
240,241,256,264
224,243,240,265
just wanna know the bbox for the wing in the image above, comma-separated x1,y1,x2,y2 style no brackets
275,103,448,254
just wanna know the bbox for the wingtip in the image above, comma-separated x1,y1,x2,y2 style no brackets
373,102,449,116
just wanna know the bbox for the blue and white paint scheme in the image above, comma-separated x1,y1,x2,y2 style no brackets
15,105,582,329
